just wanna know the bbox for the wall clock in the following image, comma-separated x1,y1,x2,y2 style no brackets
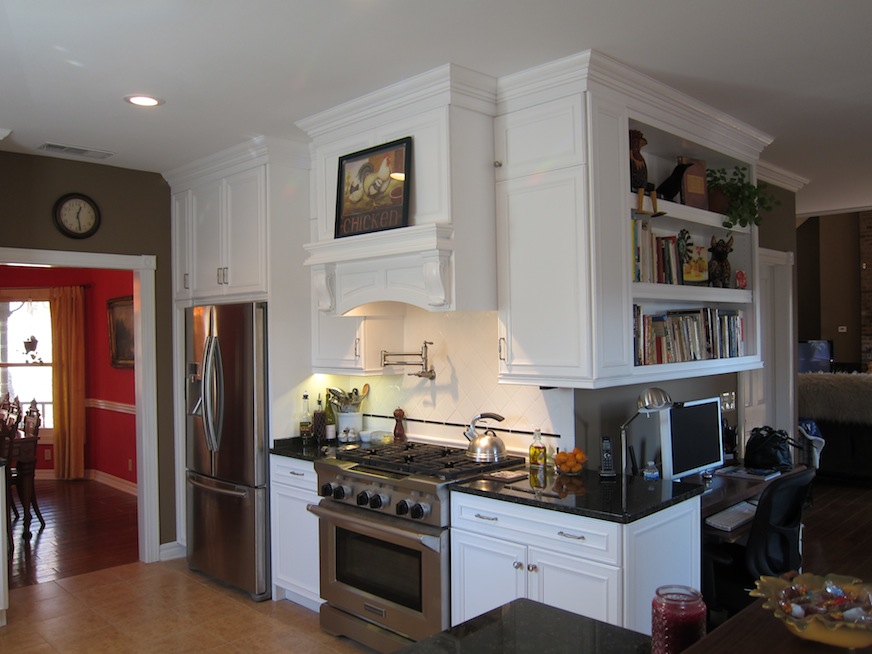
53,193,101,238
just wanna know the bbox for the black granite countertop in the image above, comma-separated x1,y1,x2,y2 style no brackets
452,466,704,524
397,598,650,654
269,437,326,461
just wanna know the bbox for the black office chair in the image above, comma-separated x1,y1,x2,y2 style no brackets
702,467,816,621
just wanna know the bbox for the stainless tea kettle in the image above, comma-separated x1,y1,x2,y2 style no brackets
463,412,507,462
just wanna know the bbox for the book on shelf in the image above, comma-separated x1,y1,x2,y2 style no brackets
716,465,781,481
679,156,708,210
634,305,745,366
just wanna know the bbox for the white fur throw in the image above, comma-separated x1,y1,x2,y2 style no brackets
797,372,872,424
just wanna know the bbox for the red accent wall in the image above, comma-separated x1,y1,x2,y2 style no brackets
2,265,136,481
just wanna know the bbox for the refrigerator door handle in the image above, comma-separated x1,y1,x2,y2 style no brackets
188,475,247,498
202,335,217,451
210,335,225,451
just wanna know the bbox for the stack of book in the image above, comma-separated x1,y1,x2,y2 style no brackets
633,305,745,366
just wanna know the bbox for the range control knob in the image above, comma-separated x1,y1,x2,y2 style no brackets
369,493,389,510
410,502,430,520
356,491,371,506
395,499,411,516
319,483,334,497
332,485,351,501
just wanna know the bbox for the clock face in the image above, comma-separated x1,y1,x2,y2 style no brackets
53,193,101,238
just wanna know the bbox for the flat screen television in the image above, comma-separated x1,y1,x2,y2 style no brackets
660,397,724,481
798,339,834,373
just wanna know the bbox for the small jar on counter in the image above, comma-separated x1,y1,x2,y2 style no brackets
651,585,706,654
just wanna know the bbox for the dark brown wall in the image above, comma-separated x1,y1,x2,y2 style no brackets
820,214,860,365
0,150,175,543
797,218,822,339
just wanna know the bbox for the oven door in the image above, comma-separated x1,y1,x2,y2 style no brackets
308,500,449,641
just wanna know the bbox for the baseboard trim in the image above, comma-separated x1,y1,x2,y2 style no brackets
32,468,139,496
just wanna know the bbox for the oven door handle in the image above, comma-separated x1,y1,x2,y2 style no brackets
307,503,443,553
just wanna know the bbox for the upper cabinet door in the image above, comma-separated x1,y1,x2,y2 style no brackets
172,190,192,301
190,178,224,298
224,166,267,296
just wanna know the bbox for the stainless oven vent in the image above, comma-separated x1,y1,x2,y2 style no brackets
38,142,115,159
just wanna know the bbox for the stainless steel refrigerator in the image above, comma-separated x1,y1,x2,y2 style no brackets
185,301,270,600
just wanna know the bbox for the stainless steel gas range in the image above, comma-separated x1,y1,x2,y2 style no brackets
307,441,525,653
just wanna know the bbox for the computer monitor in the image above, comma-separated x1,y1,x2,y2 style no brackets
798,339,834,373
660,397,724,481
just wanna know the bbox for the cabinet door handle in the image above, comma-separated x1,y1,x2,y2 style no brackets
183,273,189,290
513,561,523,569
498,337,507,362
217,268,223,285
527,563,538,573
493,161,503,168
557,530,586,541
354,337,360,359
223,267,229,284
474,513,498,522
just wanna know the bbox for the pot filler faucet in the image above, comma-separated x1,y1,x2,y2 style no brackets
381,340,436,379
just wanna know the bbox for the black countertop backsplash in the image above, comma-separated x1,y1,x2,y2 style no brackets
452,466,704,524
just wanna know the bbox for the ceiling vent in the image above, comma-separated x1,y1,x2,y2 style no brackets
37,142,115,160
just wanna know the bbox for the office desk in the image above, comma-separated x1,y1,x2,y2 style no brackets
696,465,808,543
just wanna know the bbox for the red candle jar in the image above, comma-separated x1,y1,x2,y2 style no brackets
651,585,707,654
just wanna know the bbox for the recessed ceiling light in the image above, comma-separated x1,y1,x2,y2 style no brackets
124,94,164,107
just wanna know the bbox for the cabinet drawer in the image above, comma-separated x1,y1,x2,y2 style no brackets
270,456,317,491
450,492,620,566
494,95,585,180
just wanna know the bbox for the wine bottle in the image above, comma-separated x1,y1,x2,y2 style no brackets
313,394,326,445
324,391,337,443
299,391,313,444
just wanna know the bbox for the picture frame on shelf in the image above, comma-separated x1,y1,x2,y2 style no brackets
108,295,134,368
679,156,708,209
334,136,412,239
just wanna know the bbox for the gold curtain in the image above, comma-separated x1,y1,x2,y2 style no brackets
50,286,86,479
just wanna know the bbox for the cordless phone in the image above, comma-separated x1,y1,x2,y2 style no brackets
599,436,617,479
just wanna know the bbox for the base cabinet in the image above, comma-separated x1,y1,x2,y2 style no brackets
269,455,322,610
450,491,699,635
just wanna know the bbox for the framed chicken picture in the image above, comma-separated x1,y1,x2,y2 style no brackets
335,137,412,239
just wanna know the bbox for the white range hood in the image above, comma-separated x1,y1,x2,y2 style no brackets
298,64,498,316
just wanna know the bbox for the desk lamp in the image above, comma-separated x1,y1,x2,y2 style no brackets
619,387,673,478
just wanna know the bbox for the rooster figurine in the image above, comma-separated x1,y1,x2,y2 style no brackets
629,130,664,216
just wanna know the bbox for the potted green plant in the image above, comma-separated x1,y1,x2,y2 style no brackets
706,166,779,228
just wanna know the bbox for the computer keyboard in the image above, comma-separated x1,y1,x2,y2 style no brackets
705,501,757,531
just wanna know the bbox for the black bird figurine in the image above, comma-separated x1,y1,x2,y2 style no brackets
656,162,694,202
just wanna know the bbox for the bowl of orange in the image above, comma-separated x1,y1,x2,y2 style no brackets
554,448,587,476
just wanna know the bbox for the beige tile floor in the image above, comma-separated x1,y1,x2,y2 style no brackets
2,559,375,653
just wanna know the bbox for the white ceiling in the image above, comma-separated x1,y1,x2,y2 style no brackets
1,0,869,217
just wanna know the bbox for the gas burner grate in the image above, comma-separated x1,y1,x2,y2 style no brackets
336,442,524,480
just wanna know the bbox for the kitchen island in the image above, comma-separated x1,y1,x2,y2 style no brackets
450,468,704,635
397,597,652,653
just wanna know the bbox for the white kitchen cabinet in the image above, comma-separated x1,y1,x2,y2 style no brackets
450,490,699,635
172,190,192,301
450,492,621,628
495,51,769,389
269,455,323,611
311,310,403,375
189,166,267,299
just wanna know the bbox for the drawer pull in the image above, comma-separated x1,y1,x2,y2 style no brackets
288,471,305,476
474,513,498,522
558,530,586,541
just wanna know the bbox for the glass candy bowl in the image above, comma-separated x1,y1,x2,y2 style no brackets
751,573,872,649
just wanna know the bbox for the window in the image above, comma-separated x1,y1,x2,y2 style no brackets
0,291,53,429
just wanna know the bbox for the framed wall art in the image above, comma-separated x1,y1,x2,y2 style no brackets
108,295,134,368
335,136,412,239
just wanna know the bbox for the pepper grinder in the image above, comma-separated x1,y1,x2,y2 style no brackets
393,407,406,443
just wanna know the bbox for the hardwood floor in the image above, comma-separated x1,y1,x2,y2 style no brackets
8,478,139,589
